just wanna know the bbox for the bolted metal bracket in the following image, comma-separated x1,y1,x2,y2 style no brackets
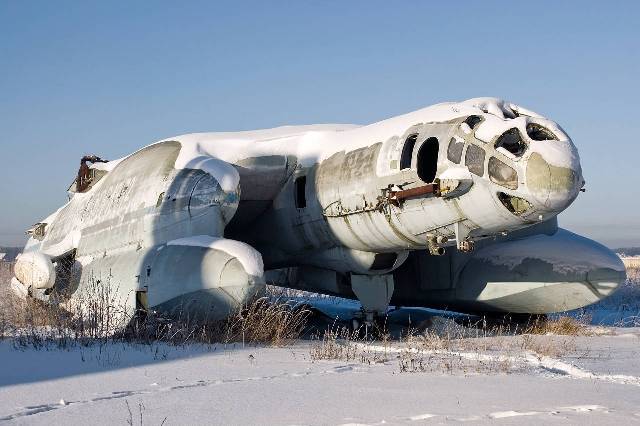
454,221,475,253
427,234,448,255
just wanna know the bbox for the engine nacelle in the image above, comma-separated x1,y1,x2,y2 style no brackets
392,225,627,314
14,251,56,290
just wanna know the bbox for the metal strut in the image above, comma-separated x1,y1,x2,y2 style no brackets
388,183,441,206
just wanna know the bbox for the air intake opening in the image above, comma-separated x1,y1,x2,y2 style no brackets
495,128,527,156
417,137,439,183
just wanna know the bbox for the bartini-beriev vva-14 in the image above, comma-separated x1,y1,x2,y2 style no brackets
12,98,626,324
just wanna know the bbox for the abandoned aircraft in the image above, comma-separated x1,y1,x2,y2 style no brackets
12,97,626,325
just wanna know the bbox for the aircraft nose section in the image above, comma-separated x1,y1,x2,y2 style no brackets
525,147,582,214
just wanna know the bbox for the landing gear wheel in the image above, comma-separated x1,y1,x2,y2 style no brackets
349,314,388,340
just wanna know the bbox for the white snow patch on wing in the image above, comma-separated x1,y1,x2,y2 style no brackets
488,410,541,418
558,405,608,413
166,235,264,277
408,413,437,420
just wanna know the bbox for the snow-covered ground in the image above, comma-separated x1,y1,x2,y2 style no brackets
1,329,640,425
1,270,640,425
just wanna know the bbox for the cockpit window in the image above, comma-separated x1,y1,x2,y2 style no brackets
464,115,483,129
69,155,109,194
67,168,108,194
495,128,527,156
526,123,558,141
400,134,418,169
447,137,464,164
465,144,485,177
488,157,518,189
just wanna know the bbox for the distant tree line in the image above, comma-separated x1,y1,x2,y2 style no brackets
0,247,21,262
616,247,640,257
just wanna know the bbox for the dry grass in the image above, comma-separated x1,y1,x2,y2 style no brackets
309,325,391,364
519,334,576,358
0,264,310,349
310,315,580,374
3,261,637,372
525,316,591,336
626,266,640,282
1,275,133,349
310,326,362,362
282,268,637,371
222,297,311,346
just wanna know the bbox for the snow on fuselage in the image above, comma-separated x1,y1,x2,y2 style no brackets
12,98,623,317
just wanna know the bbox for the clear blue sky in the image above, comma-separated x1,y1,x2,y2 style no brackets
0,1,638,248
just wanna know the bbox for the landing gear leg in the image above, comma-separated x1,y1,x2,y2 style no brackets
350,274,394,336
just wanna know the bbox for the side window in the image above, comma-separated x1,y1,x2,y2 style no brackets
400,134,418,170
488,157,518,189
447,137,464,164
465,144,486,177
294,176,306,208
417,137,439,183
